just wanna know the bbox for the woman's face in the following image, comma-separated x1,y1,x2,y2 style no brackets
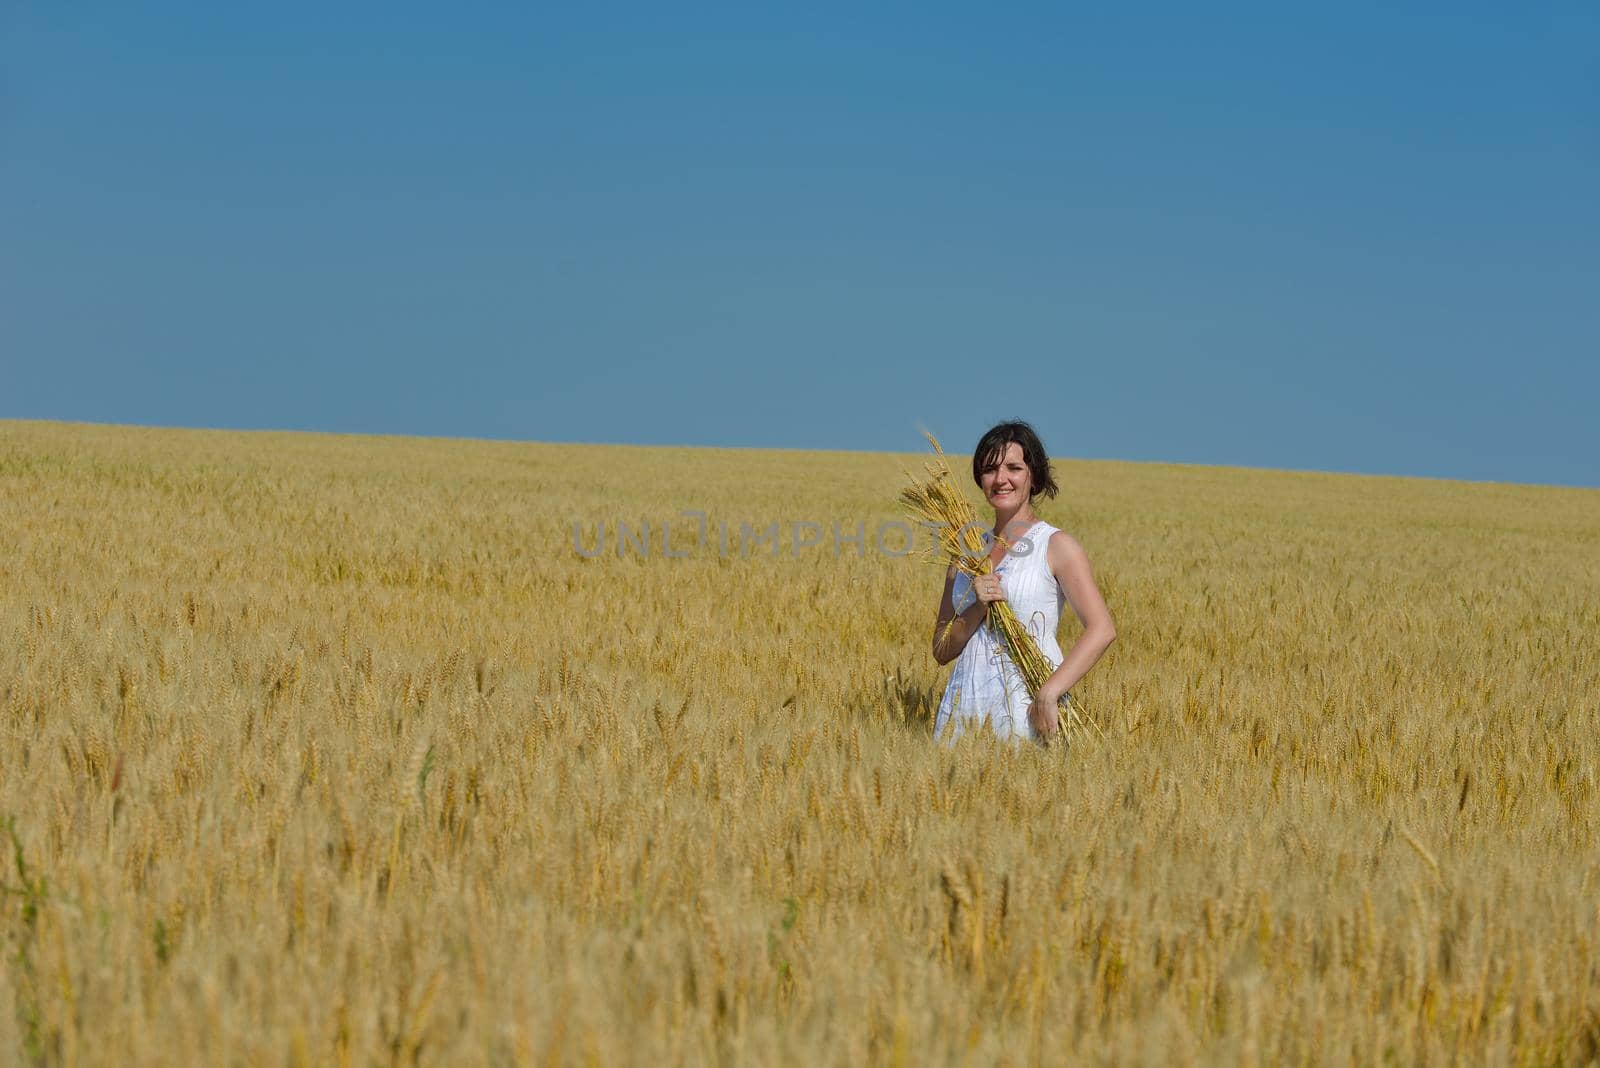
979,442,1032,509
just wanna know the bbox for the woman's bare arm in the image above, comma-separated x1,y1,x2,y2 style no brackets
932,564,992,665
1036,532,1116,701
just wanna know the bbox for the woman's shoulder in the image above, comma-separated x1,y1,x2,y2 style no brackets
1043,528,1092,568
1015,522,1067,571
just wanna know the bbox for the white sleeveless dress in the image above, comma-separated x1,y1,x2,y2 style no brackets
934,519,1069,744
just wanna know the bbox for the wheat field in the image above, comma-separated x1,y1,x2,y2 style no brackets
1,419,1597,1066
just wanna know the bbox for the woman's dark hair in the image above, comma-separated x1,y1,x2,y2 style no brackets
972,420,1058,499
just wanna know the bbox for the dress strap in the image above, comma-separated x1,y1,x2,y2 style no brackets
1025,521,1063,594
1020,520,1052,568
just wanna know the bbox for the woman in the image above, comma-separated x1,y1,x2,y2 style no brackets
931,421,1117,744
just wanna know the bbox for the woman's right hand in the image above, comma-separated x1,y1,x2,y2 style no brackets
973,572,1006,606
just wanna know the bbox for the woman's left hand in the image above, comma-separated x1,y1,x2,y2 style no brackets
1028,690,1061,741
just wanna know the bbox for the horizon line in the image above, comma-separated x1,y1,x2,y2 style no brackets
3,416,1595,494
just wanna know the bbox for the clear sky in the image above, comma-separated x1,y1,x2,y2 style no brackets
3,3,1596,486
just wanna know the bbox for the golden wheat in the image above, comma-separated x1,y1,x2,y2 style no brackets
0,418,1597,1065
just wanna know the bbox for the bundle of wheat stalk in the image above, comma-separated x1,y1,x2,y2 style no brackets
901,431,1098,745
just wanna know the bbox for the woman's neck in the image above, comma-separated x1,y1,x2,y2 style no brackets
992,505,1037,540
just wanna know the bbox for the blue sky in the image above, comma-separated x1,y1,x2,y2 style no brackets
3,3,1596,486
